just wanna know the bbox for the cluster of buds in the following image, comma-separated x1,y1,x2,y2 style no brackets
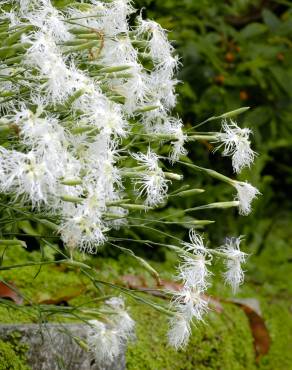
0,0,260,355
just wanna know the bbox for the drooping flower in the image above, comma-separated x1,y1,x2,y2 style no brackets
169,230,210,348
168,314,191,350
178,255,211,291
87,320,121,366
87,297,135,365
168,288,209,348
105,297,135,340
233,181,261,216
179,229,212,290
219,237,247,293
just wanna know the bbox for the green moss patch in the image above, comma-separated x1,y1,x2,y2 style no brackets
0,240,291,369
126,300,255,370
0,333,30,370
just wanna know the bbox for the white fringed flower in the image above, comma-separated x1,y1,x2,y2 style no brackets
183,229,207,254
168,119,187,162
24,32,72,103
60,200,106,253
87,0,135,36
179,230,211,290
101,38,138,66
168,287,209,348
87,297,135,365
168,315,191,350
23,0,71,41
112,63,149,114
132,149,169,207
15,107,67,156
233,181,261,215
146,70,178,109
132,148,161,171
215,120,256,173
178,255,211,291
60,217,106,253
144,115,186,162
73,87,128,137
83,137,123,196
0,148,60,206
219,237,247,293
172,288,209,322
87,320,121,365
106,297,135,339
138,172,168,207
168,229,212,348
136,16,176,75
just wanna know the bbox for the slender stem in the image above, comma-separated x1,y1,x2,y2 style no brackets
0,259,91,271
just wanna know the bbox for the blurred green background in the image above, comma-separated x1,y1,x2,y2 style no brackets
127,1,292,368
134,0,292,248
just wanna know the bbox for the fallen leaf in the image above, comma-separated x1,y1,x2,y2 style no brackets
119,276,223,312
0,281,23,304
119,274,147,289
227,298,271,362
36,286,85,305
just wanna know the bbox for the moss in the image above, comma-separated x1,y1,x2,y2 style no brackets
0,240,291,370
258,301,292,370
0,333,30,370
126,299,255,370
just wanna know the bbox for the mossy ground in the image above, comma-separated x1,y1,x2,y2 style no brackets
0,218,291,370
126,300,255,370
0,333,30,370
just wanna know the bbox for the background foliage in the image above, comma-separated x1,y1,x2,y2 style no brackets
134,0,292,254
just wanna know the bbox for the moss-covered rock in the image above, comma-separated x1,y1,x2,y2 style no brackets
0,334,30,370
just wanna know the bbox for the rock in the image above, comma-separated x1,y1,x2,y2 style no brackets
0,323,126,370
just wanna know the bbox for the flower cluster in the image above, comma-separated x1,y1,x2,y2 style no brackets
168,230,247,348
0,0,260,353
0,0,184,251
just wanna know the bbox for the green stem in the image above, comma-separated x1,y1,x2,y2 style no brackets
177,160,234,185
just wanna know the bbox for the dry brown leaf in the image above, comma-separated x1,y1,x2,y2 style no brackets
227,298,271,362
0,281,23,305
